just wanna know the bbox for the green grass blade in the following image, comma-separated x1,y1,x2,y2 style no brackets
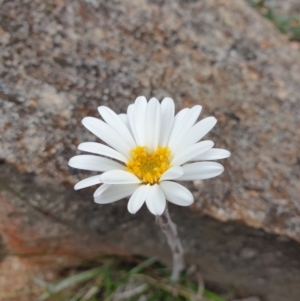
127,257,157,276
204,290,227,301
38,267,106,300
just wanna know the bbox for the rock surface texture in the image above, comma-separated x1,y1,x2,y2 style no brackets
264,0,300,14
0,0,300,300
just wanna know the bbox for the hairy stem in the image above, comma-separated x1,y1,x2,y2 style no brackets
156,207,185,282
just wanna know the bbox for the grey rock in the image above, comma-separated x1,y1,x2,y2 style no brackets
0,0,300,300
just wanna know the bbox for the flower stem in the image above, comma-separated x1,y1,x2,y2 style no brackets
156,207,185,282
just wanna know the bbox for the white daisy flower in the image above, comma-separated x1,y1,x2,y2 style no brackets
68,97,230,216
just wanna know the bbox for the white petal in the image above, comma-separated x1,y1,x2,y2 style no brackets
68,155,125,172
145,98,161,151
127,184,150,214
173,108,189,125
82,117,131,158
127,104,139,145
171,141,214,166
100,170,141,184
146,184,166,215
98,106,136,148
159,97,175,146
118,113,129,128
179,162,224,181
168,108,189,142
94,184,139,204
133,96,147,145
175,117,217,153
168,105,202,151
74,175,101,190
93,183,110,197
160,166,184,181
78,142,127,163
160,181,194,206
193,148,231,160
119,113,133,139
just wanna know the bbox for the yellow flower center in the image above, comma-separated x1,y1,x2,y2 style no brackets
126,146,172,184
